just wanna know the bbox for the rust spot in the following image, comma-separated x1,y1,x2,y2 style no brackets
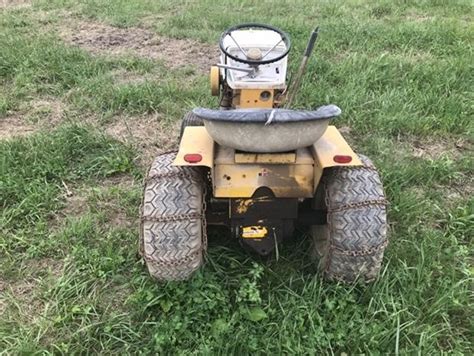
235,199,254,214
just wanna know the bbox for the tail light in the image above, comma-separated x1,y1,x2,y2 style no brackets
184,153,203,163
333,155,352,164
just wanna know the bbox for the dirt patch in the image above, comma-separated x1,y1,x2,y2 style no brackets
404,12,435,22
441,166,474,203
105,206,130,228
62,194,88,218
54,174,138,229
100,284,132,312
92,174,137,227
0,258,64,322
0,279,38,320
101,174,136,188
59,177,133,220
0,98,65,140
61,20,219,74
409,137,469,160
47,183,88,228
25,258,64,279
0,0,31,9
0,116,36,139
105,114,179,166
385,50,433,64
28,98,65,126
110,68,151,85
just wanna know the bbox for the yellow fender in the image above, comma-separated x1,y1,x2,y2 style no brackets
311,126,362,191
173,126,214,168
312,126,362,167
174,126,361,197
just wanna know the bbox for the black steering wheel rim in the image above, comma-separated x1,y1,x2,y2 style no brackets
219,23,291,65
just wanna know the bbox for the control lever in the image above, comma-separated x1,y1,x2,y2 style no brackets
284,27,319,108
216,63,257,77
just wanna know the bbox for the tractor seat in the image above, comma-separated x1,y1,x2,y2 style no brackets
193,104,341,124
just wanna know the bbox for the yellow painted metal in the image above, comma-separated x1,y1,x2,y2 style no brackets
214,146,314,198
174,125,361,198
242,226,268,239
312,126,362,167
173,127,214,168
311,125,362,191
234,152,296,164
235,89,274,108
210,66,220,96
214,164,314,197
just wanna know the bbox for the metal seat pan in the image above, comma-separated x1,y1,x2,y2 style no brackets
192,104,341,123
192,105,341,153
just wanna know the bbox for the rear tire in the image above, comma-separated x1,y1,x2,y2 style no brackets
140,152,206,281
311,155,388,282
179,111,204,139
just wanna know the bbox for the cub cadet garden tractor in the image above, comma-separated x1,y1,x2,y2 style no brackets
140,23,388,283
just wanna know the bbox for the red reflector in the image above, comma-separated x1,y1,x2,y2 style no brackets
184,153,202,163
333,155,352,163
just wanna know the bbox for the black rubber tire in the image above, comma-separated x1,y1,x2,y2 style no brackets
311,155,388,282
140,152,206,281
179,112,204,139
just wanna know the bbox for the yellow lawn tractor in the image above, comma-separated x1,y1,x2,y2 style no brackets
140,23,388,283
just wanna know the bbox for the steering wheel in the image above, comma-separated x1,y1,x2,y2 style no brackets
219,23,291,66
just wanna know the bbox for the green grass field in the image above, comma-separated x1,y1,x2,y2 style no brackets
1,0,473,353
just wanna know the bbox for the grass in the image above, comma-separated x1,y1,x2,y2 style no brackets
0,0,473,354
